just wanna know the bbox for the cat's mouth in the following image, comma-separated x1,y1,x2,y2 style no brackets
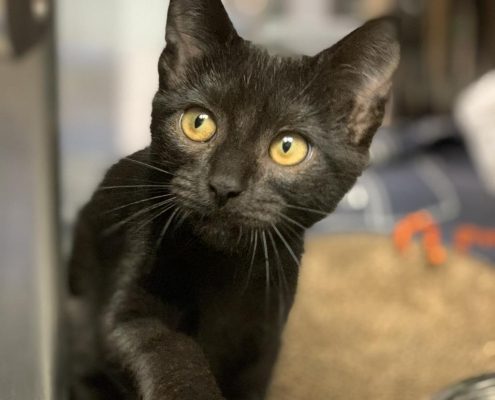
195,208,275,231
175,189,279,224
178,199,279,249
185,214,259,250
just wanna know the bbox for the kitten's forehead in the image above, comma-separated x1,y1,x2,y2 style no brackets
188,45,313,110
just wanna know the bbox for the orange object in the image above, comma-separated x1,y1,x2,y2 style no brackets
454,225,495,254
395,214,495,265
393,211,447,266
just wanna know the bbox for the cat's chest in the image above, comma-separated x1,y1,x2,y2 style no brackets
150,247,285,322
149,234,299,339
149,244,249,317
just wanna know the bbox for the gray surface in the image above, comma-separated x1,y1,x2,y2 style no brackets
0,42,60,399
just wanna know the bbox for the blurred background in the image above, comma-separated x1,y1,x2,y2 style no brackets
1,0,495,399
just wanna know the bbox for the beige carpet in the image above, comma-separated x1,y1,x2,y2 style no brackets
268,235,495,400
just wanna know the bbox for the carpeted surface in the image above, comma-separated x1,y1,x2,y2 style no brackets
268,235,495,400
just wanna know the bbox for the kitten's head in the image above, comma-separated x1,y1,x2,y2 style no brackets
150,0,400,249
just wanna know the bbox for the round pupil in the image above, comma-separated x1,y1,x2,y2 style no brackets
195,114,207,129
282,137,293,153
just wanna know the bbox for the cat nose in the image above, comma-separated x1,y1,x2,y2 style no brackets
209,175,244,207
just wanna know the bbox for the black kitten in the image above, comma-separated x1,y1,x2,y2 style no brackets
69,1,400,399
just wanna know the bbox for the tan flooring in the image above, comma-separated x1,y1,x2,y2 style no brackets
269,235,495,400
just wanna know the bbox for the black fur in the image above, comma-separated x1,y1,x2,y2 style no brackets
69,1,400,399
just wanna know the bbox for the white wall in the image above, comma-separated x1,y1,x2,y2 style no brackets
57,0,169,223
113,0,169,154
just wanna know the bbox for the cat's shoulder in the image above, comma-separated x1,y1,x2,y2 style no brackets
101,147,152,185
77,147,153,223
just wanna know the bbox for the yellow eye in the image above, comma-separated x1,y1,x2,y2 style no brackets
181,108,217,142
269,133,310,166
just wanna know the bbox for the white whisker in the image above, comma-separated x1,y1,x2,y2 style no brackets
276,212,308,230
134,201,177,232
155,207,180,252
261,230,270,310
242,229,258,294
271,224,300,268
103,194,175,215
236,225,244,246
284,204,329,217
103,197,176,235
279,220,300,241
99,185,169,191
267,229,287,327
174,208,190,231
124,157,175,177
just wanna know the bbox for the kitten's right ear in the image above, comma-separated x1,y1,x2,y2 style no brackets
160,0,240,79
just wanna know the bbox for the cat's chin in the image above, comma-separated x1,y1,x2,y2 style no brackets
190,216,265,252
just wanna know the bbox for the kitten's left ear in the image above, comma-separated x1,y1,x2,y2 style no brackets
161,0,240,77
315,18,400,147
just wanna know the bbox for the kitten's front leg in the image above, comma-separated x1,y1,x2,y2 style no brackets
103,288,224,400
